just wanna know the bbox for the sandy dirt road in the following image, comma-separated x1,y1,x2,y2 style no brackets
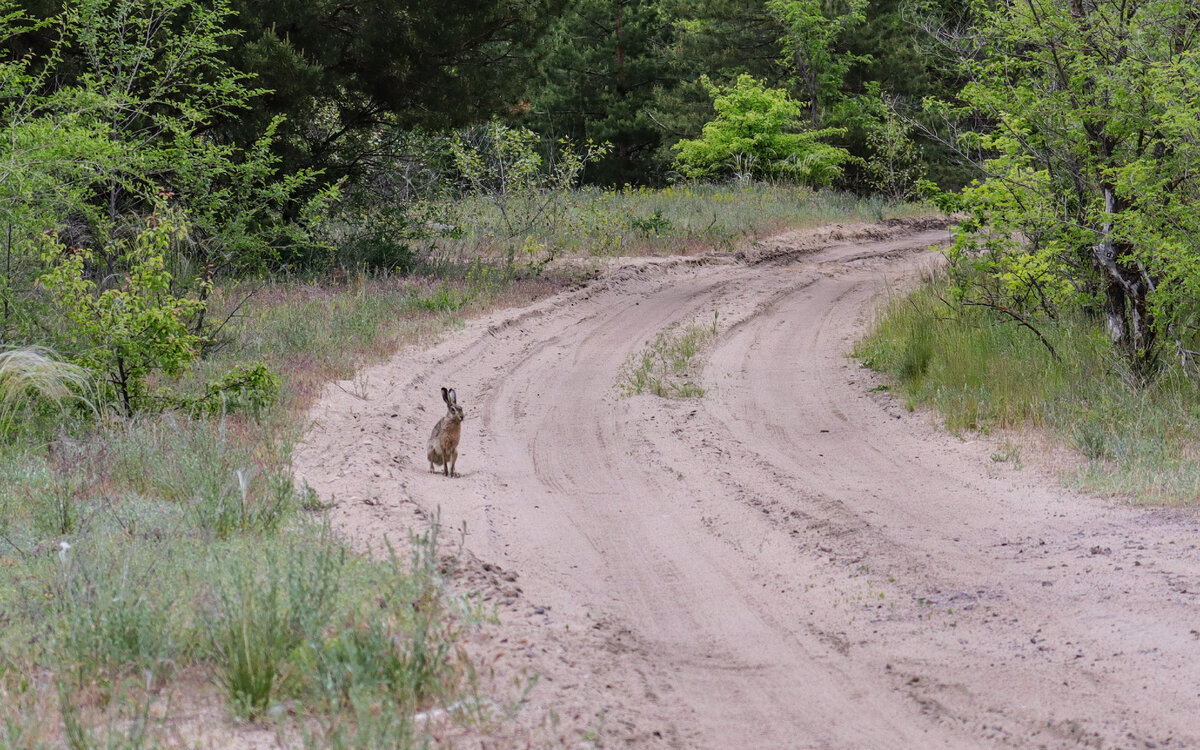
295,224,1200,749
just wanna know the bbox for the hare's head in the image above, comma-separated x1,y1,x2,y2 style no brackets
442,387,465,423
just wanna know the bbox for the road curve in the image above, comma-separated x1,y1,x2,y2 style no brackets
296,224,1200,749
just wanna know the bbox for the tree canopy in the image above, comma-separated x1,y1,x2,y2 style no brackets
7,0,1200,380
672,74,849,184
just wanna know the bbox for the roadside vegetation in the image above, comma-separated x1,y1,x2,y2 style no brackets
4,0,1198,744
859,274,1200,505
859,0,1200,506
0,286,512,748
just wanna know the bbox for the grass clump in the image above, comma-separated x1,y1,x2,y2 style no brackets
204,521,468,738
208,547,320,718
621,314,719,398
0,347,94,439
1,491,472,746
53,547,178,683
858,273,1200,504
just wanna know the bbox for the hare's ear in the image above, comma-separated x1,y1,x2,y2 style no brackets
447,388,457,405
441,386,450,404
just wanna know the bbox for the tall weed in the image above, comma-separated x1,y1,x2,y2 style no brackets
206,532,343,717
106,416,295,537
296,523,467,748
53,546,177,682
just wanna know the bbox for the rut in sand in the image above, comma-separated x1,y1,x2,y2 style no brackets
296,223,1200,749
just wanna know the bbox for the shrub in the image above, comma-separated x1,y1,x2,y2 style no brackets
39,210,204,417
672,75,851,185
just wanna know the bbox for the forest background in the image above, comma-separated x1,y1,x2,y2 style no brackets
3,0,1200,746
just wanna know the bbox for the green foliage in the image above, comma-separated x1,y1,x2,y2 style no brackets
629,208,672,237
106,414,296,538
432,182,937,262
538,0,958,186
655,0,786,162
0,1,328,420
184,363,279,416
861,274,1200,503
766,0,868,124
39,210,205,416
930,0,1200,374
153,362,280,418
524,0,673,184
664,0,780,81
415,283,471,313
206,521,465,727
218,0,565,187
862,90,924,201
310,530,458,713
6,0,328,274
672,74,851,184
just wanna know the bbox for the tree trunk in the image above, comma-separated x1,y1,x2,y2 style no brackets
1092,184,1157,371
1101,277,1126,344
615,1,629,164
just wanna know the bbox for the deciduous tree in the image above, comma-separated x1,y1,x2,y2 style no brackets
934,0,1200,373
672,74,849,185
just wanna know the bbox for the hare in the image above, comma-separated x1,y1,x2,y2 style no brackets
427,387,465,477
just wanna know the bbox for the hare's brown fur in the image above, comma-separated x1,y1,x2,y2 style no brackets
427,387,465,477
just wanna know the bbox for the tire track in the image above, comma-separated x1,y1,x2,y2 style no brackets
296,224,1200,749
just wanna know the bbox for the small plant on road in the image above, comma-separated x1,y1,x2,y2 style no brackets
620,317,719,398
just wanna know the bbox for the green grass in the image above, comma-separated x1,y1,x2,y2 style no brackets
0,470,472,746
425,183,939,264
0,274,514,746
620,315,719,398
858,275,1200,504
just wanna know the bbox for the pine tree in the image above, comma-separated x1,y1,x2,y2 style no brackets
526,0,673,184
221,0,565,184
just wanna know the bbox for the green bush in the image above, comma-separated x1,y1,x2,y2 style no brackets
672,75,851,185
0,1,326,423
39,211,205,417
